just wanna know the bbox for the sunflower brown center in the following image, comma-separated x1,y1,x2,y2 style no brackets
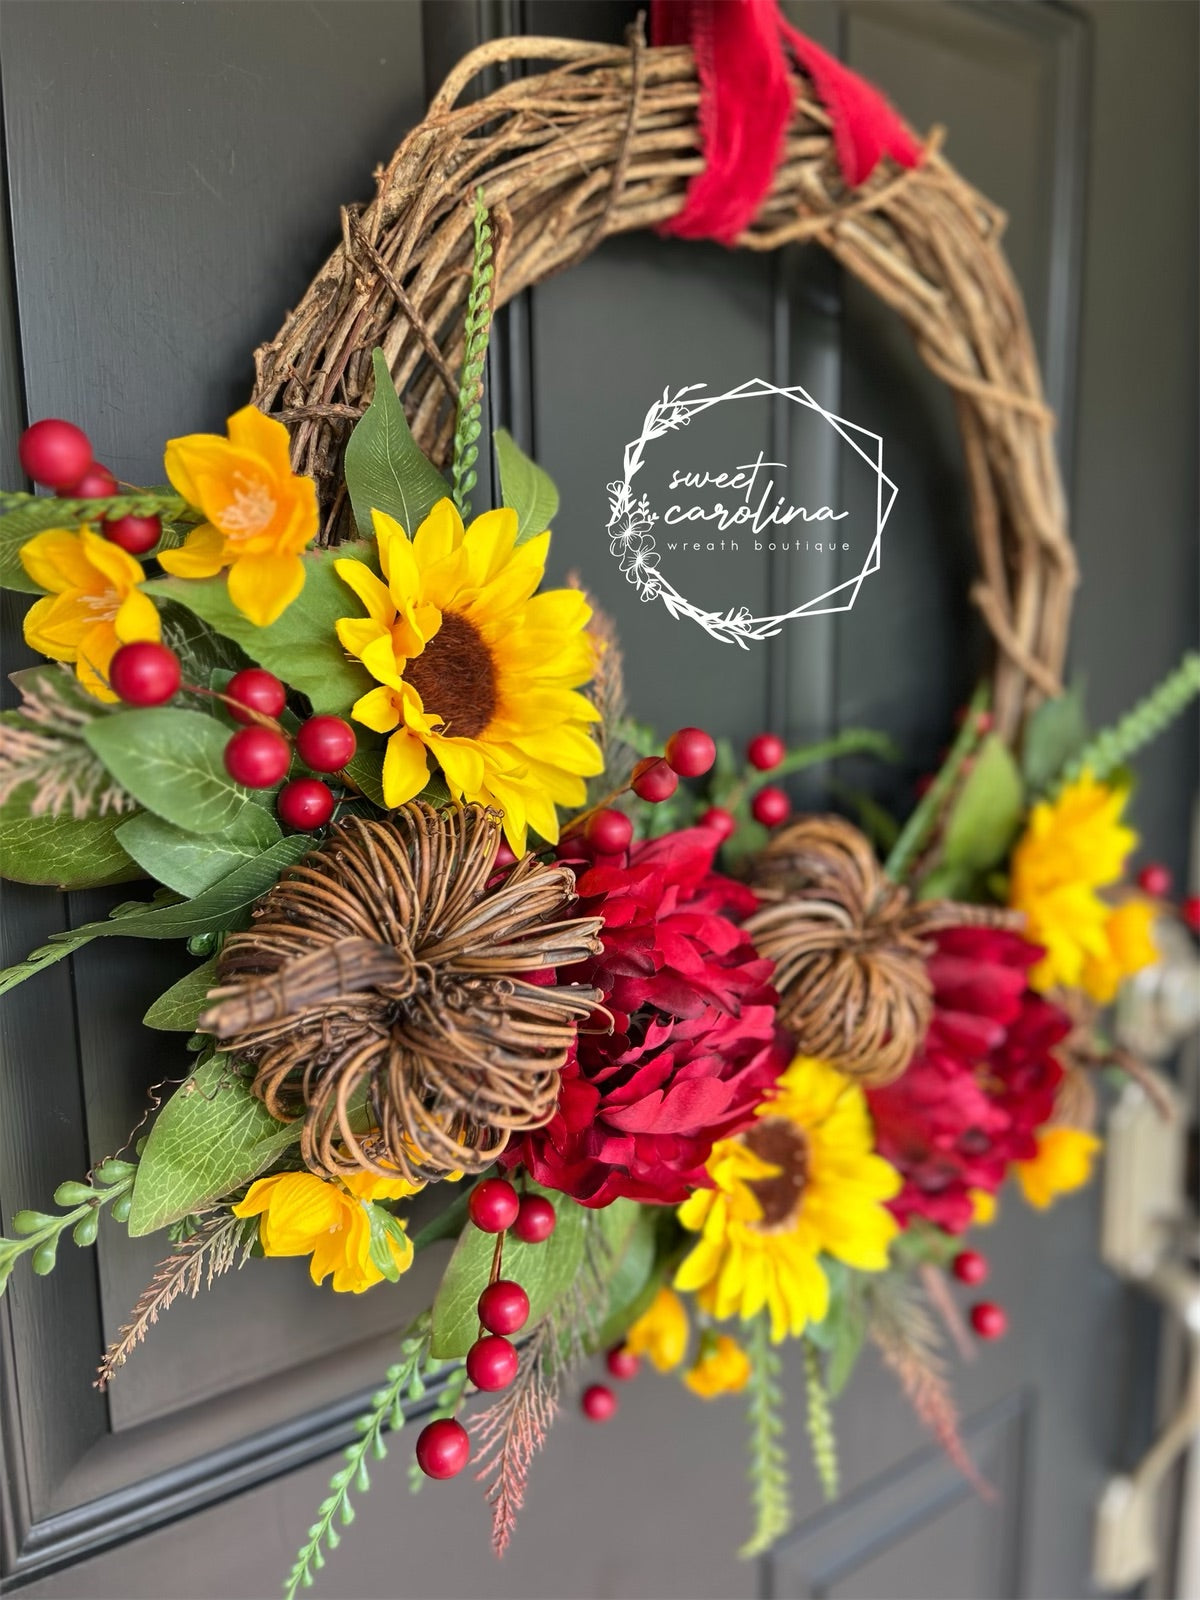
403,612,496,739
743,1117,810,1231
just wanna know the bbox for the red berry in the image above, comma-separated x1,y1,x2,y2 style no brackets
19,418,92,490
751,786,790,828
631,756,678,803
512,1193,557,1244
62,463,119,499
581,1383,618,1422
665,726,716,778
699,805,736,841
747,733,785,771
585,808,633,855
102,513,160,555
226,668,287,724
414,1418,470,1480
1182,895,1200,935
295,714,357,773
278,777,334,831
951,1250,989,1286
224,725,291,788
466,1334,519,1392
494,840,518,869
108,641,181,707
468,1178,520,1234
969,1301,1008,1340
605,1345,640,1381
1137,863,1172,898
478,1279,530,1336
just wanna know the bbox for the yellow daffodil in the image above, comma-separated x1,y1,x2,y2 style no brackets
1014,1127,1102,1209
676,1056,900,1343
1009,772,1144,996
233,1169,419,1294
334,499,602,854
20,525,160,701
1081,899,1159,1003
683,1333,751,1399
159,405,318,626
625,1286,689,1372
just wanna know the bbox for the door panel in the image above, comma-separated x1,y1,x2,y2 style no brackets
2,1,1195,1595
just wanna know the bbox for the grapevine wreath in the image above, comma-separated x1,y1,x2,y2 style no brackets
1,2,1198,1593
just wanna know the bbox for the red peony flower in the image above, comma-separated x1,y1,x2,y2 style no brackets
866,927,1070,1233
511,827,789,1206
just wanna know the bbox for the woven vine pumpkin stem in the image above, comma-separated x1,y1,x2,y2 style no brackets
251,33,1076,739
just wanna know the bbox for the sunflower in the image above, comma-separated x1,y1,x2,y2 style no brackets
334,499,602,853
675,1056,900,1342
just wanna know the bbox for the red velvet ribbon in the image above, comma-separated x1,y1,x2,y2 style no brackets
650,0,923,244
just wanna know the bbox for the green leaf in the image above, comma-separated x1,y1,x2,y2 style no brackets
116,804,281,896
0,791,140,888
493,428,559,544
343,349,449,540
939,735,1025,876
128,1055,300,1235
343,745,387,808
85,708,269,837
364,1204,411,1283
430,1182,586,1358
146,544,376,717
0,835,309,997
592,1206,659,1352
143,956,220,1031
1021,684,1089,793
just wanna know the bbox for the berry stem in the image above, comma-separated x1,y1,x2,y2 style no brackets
560,782,632,838
722,727,899,816
884,685,990,884
183,682,288,736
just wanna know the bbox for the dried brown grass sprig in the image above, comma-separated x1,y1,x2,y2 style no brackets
746,815,1022,1084
199,805,603,1183
250,32,1075,735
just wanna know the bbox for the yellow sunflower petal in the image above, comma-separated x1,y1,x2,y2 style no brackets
351,684,402,734
382,728,429,808
335,558,395,627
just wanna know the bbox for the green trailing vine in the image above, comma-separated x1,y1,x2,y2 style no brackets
451,189,495,519
285,1315,457,1599
0,1159,136,1293
803,1340,839,1500
739,1312,792,1560
1062,652,1200,785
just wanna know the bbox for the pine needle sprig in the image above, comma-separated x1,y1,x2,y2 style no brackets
284,1315,437,1600
472,1316,562,1558
867,1274,992,1498
0,666,133,818
739,1312,792,1560
96,1211,256,1389
451,188,494,519
1062,651,1200,785
802,1340,839,1500
471,1208,617,1555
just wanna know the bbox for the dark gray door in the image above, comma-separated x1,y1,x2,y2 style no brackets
2,3,1195,1597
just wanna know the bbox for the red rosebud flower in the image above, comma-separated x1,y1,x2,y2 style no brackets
867,927,1070,1233
511,826,788,1206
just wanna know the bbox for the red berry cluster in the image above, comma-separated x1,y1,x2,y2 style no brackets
19,418,162,553
743,731,792,828
574,1340,642,1424
582,725,718,856
950,1250,1007,1341
1134,863,1200,935
104,650,355,835
414,1179,557,1482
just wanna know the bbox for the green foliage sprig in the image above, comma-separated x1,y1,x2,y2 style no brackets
739,1312,792,1560
884,683,990,883
1062,651,1200,785
802,1341,839,1500
0,1159,136,1294
285,1315,446,1600
451,189,495,519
